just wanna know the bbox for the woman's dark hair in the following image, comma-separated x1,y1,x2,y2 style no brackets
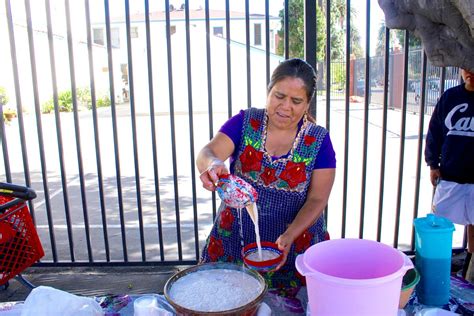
267,58,317,102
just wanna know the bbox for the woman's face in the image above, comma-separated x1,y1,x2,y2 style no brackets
266,77,309,130
462,69,474,91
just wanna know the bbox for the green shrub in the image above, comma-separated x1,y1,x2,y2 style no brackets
2,107,17,122
95,95,111,108
42,88,111,113
1,87,15,122
0,86,9,105
76,87,92,108
42,99,54,114
57,90,73,112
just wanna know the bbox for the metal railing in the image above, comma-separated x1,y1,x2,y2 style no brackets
0,0,467,267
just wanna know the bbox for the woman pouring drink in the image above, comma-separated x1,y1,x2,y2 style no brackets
197,58,336,300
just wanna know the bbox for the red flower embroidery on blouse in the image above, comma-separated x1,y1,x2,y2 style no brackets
304,135,316,146
219,207,234,231
294,229,313,253
239,145,264,173
260,167,277,185
207,236,224,261
250,118,261,131
279,161,307,188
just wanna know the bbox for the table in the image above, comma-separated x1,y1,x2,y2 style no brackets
1,276,473,315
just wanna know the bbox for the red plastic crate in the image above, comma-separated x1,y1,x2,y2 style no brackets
0,196,44,285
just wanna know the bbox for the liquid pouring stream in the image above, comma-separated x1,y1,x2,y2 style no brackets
216,174,262,260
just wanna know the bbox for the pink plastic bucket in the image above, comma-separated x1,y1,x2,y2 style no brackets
296,238,413,316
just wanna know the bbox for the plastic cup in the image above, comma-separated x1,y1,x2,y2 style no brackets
134,296,160,316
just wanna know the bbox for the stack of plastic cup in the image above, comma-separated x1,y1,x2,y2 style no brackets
414,214,455,306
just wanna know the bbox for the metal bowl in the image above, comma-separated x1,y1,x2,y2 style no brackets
164,262,268,316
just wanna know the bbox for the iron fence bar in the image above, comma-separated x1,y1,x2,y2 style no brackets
411,51,428,251
435,67,443,101
245,0,251,108
144,0,164,261
440,67,446,95
124,0,145,262
324,0,331,224
165,0,183,260
46,0,75,261
284,0,289,60
204,0,217,221
341,0,351,238
225,0,232,118
25,0,58,262
265,0,270,86
0,102,11,183
459,62,467,253
377,27,390,242
463,225,468,250
359,0,370,239
183,0,200,261
85,0,109,262
304,0,317,117
104,0,128,261
65,0,93,262
4,0,35,221
325,0,331,131
393,30,410,248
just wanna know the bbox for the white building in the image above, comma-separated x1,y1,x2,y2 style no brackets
90,7,283,113
1,3,283,114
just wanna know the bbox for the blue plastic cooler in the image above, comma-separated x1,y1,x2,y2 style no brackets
414,214,455,306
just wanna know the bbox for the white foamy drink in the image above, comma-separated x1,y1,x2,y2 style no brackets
246,202,263,260
168,269,263,312
246,249,280,261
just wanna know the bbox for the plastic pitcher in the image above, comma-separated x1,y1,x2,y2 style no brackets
296,238,413,316
414,214,455,306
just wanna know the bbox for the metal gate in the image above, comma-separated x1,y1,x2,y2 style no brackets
0,0,467,266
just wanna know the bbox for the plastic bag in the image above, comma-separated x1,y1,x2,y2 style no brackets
20,286,103,316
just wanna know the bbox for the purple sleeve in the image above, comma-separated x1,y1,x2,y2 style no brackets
219,110,245,147
314,133,336,169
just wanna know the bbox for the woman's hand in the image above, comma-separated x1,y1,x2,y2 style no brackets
199,159,228,191
274,233,294,271
196,132,235,191
430,169,441,187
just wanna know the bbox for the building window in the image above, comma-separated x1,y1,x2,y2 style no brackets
254,23,262,46
131,26,138,38
111,28,120,48
213,26,223,37
93,28,104,45
170,25,176,35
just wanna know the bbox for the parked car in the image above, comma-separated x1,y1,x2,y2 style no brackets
411,78,460,103
356,79,365,97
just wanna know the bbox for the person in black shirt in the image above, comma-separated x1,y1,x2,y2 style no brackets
425,68,474,279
